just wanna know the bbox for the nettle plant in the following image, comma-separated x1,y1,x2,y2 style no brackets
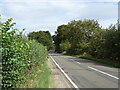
1,18,31,88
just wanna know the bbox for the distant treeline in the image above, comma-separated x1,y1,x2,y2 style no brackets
28,30,53,51
53,19,120,61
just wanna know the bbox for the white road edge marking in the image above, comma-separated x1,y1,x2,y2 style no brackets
88,66,119,80
77,62,81,64
62,74,71,88
49,55,80,90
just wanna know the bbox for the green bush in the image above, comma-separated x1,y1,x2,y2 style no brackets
1,18,47,88
29,40,47,67
60,40,71,52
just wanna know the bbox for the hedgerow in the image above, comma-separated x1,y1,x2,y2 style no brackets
1,18,47,88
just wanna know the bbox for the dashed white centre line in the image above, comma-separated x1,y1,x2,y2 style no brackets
88,66,119,80
77,62,81,64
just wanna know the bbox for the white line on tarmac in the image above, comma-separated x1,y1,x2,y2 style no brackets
77,62,81,64
88,66,119,80
49,55,80,90
62,74,71,88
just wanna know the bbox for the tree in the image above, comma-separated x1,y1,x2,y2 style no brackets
28,30,53,50
89,29,105,57
103,24,120,61
53,25,69,52
60,40,71,52
53,19,120,62
67,19,101,54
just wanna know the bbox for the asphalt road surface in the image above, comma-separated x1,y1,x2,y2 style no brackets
49,53,119,89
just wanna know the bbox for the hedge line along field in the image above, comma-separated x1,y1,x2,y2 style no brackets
1,18,51,88
16,40,51,88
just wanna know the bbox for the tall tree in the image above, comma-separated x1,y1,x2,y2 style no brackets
103,24,120,60
53,25,69,52
67,19,101,54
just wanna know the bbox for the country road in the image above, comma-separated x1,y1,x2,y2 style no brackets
49,53,119,89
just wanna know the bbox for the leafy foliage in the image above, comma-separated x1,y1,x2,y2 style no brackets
1,18,47,88
52,25,69,52
60,40,71,52
103,25,120,60
28,31,53,51
53,19,120,62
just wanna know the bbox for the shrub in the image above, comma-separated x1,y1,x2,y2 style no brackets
1,18,47,88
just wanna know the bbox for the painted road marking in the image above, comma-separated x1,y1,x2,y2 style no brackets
88,66,119,80
49,55,80,90
77,62,81,64
62,74,71,88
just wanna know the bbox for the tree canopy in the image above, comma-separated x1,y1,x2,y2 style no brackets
28,30,53,50
53,19,120,61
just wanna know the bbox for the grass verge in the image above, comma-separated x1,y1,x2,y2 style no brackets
16,61,51,88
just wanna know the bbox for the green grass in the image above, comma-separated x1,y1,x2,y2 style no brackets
16,61,51,88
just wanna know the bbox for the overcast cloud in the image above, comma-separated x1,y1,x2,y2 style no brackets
0,0,119,35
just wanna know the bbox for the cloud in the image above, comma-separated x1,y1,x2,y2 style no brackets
1,0,118,35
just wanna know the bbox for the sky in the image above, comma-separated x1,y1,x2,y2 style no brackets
0,0,119,35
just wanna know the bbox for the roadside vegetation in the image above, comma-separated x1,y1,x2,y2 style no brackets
16,61,51,88
1,18,52,88
28,30,53,51
1,17,119,89
53,19,120,68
